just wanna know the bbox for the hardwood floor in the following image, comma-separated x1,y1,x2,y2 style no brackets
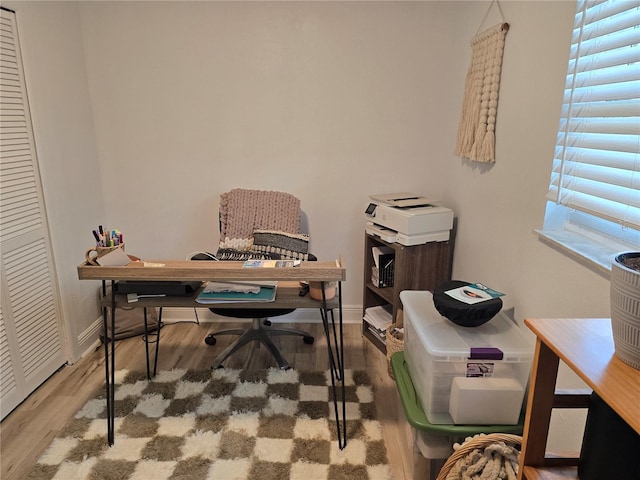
0,321,428,480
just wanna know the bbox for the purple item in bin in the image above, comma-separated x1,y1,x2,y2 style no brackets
470,347,504,360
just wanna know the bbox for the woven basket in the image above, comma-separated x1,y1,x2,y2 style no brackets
385,325,404,378
386,309,404,378
435,433,523,480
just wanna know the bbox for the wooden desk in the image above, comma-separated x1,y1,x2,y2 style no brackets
78,259,347,447
518,318,640,480
78,259,345,282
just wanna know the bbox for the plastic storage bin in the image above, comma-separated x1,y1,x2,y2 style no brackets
401,290,533,424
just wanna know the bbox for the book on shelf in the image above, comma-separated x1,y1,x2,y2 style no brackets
365,324,387,344
371,246,394,288
363,304,393,332
195,281,277,304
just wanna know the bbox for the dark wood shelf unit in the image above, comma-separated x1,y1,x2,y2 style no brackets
362,229,455,353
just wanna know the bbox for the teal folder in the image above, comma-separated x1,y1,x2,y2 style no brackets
195,285,276,304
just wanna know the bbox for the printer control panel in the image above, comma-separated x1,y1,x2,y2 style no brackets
365,202,377,217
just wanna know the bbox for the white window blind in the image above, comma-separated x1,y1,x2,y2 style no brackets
542,0,640,265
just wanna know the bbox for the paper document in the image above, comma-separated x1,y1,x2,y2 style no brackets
96,247,131,266
445,283,505,305
363,305,393,331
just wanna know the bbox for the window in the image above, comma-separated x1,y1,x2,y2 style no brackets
539,0,640,274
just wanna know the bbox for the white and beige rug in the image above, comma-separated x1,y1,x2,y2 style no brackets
27,368,391,480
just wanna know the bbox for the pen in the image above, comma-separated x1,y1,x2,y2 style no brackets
93,226,124,247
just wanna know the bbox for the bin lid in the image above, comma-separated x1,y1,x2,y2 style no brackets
400,290,533,361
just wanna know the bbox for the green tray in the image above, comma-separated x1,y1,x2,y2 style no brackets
390,351,525,436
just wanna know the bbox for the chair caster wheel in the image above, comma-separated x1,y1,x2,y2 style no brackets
303,336,315,345
204,335,217,346
263,320,272,327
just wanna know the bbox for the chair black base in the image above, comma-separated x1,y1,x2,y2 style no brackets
205,317,314,370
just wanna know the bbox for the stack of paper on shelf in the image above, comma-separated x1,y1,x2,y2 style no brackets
363,305,393,344
196,281,277,304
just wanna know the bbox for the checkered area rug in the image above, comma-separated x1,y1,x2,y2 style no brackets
27,368,391,480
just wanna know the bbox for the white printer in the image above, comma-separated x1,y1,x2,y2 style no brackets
365,193,454,245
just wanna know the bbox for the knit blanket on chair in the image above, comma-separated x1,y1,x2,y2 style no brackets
218,189,301,251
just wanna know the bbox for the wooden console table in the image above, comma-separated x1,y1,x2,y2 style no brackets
519,317,640,480
78,259,347,447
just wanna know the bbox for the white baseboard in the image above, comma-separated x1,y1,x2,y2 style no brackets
76,317,104,361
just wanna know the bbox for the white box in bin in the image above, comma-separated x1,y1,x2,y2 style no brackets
400,290,533,425
449,377,524,425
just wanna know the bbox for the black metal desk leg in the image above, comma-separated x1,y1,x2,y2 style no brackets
143,307,163,379
101,280,117,446
143,308,151,380
320,281,347,450
153,308,162,377
319,307,340,381
100,283,111,445
338,282,346,444
336,281,346,447
328,307,344,380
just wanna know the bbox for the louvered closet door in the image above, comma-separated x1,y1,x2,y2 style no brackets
0,8,66,420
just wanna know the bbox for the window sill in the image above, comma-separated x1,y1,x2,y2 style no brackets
535,229,637,279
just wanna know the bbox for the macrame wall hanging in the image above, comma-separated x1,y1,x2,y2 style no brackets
454,0,509,163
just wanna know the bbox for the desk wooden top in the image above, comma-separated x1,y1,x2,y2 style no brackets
78,259,346,282
524,317,640,433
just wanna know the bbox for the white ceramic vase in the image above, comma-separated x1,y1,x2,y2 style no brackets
610,252,640,370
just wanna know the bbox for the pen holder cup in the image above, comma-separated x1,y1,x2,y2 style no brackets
309,281,337,301
85,243,125,266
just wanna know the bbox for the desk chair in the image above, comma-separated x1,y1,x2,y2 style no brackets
203,188,315,370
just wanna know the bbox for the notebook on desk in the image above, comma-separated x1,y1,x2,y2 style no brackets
195,281,277,304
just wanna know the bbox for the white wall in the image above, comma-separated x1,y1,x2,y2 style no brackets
76,0,463,291
7,0,609,451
